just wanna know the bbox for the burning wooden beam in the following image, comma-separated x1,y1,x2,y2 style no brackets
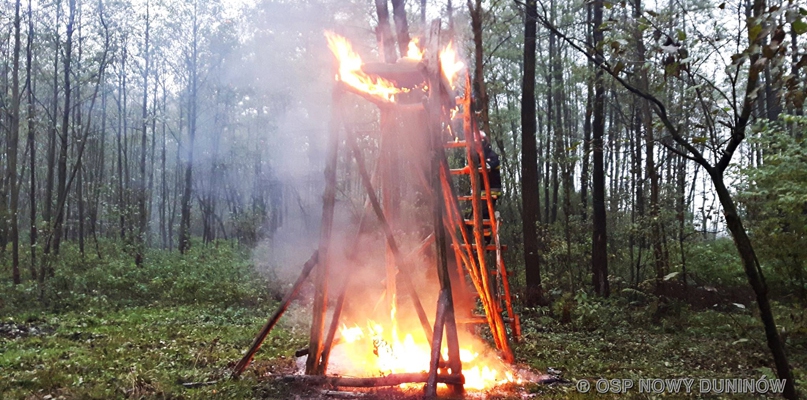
338,82,425,111
279,372,465,388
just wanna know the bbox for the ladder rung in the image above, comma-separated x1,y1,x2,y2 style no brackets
453,243,508,251
444,140,467,148
464,219,492,225
457,195,489,201
450,167,485,175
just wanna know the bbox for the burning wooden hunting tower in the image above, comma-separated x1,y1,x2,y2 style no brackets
232,20,520,397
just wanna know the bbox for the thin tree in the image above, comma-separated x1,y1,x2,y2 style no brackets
580,1,592,221
520,0,543,305
52,0,77,255
8,0,23,284
26,0,37,279
179,0,199,254
469,0,491,133
137,0,151,266
590,0,609,296
390,0,410,57
375,0,397,62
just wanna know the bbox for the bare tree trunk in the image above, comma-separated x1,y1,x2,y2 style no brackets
548,0,561,225
390,0,410,57
136,2,151,265
74,31,84,256
580,1,592,222
591,0,609,297
93,81,106,256
26,0,37,279
791,25,802,117
160,76,167,249
374,0,397,62
420,0,426,25
677,151,686,286
78,161,85,255
116,44,126,240
41,3,60,281
52,0,77,256
179,1,199,254
521,0,543,305
446,0,453,34
469,0,491,133
8,0,23,284
147,68,158,248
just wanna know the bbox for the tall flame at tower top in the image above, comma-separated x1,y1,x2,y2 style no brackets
439,42,464,87
325,32,466,100
324,31,405,102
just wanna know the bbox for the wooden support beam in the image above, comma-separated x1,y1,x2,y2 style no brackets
426,290,449,393
346,129,434,346
379,109,399,343
306,90,343,375
495,218,520,340
231,251,319,378
424,19,463,399
319,277,348,374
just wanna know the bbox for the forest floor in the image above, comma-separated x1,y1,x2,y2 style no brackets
1,244,805,399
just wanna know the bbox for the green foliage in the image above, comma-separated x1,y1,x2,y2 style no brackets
0,241,272,315
738,115,807,300
684,238,746,286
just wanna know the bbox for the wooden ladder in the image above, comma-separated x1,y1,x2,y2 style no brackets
437,77,521,363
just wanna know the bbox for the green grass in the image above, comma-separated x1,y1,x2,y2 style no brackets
1,305,308,399
0,242,310,399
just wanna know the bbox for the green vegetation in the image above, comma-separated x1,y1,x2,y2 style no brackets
3,241,805,399
0,244,309,399
738,115,807,301
517,296,807,398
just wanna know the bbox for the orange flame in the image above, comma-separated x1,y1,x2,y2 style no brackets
325,31,405,102
439,42,464,86
406,39,424,60
337,318,518,390
341,324,364,343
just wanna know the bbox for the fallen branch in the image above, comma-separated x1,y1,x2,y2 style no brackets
181,380,218,389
